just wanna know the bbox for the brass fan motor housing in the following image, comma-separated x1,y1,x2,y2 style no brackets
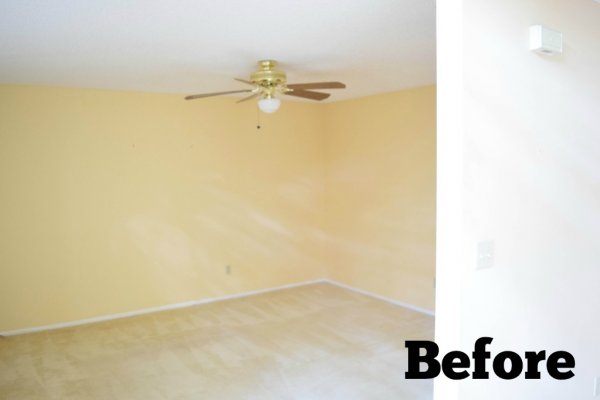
250,60,287,89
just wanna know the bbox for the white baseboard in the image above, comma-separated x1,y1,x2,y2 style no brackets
0,279,327,336
1,278,433,336
324,279,435,317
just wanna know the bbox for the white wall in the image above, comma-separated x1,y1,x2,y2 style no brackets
436,0,600,399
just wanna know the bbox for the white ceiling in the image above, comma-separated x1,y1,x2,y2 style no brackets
0,0,436,102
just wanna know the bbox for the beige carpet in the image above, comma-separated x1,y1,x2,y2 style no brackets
0,283,434,399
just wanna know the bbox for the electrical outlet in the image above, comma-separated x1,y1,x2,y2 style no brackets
594,376,600,397
225,265,231,275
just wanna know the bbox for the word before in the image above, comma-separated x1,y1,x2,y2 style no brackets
405,337,575,380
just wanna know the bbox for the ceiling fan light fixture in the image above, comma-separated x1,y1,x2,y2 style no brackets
258,97,281,113
184,60,346,111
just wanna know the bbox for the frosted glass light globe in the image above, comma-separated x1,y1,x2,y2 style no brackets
258,97,281,113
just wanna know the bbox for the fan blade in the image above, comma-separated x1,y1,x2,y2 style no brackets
234,78,255,86
285,89,331,101
236,92,261,103
286,81,346,90
185,89,252,100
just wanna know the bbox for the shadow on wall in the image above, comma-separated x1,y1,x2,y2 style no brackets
120,178,327,300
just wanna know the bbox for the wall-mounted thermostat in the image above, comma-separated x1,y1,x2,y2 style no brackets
530,25,563,55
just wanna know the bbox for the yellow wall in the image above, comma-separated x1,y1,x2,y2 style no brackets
324,86,436,311
0,85,327,331
0,84,435,331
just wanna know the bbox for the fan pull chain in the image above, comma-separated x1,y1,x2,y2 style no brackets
256,104,261,130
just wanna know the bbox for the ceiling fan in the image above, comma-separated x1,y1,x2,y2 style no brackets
185,60,346,113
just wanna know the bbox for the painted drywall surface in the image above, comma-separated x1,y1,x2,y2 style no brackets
434,0,465,399
0,84,437,332
436,0,600,398
0,85,328,331
323,86,436,312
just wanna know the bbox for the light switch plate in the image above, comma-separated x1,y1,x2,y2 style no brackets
477,240,495,270
594,376,600,397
